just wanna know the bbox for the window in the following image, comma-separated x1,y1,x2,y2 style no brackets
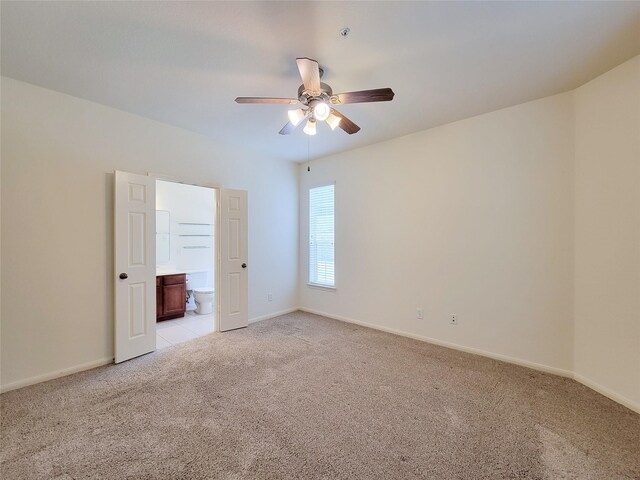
309,184,335,287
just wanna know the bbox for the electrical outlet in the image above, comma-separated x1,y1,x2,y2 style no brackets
416,308,424,320
450,314,458,325
268,293,273,302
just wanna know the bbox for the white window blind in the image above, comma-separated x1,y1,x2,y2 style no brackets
309,184,335,287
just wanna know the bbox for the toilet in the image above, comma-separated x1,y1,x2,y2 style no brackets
193,287,215,314
186,271,215,315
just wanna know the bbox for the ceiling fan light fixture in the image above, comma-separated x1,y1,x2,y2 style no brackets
313,102,330,122
236,57,394,136
288,108,306,126
303,118,317,136
326,113,341,130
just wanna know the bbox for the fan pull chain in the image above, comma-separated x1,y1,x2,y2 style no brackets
307,136,311,172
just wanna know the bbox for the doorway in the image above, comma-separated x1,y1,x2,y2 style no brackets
114,171,249,364
155,180,216,349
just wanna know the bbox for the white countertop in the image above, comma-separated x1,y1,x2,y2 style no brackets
156,268,207,276
156,269,186,276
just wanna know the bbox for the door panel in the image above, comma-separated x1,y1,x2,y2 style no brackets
128,212,146,265
114,171,156,363
228,218,240,260
219,189,248,332
228,273,241,314
128,282,147,337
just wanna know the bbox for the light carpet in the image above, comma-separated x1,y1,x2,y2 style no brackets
1,311,639,479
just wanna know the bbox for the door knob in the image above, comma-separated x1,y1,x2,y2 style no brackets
119,273,128,279
241,263,247,269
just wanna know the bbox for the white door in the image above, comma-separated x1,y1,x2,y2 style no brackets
114,171,156,363
219,189,248,331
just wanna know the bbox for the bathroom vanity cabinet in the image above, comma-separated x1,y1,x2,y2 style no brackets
156,274,186,321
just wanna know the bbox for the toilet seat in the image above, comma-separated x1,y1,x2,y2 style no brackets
193,287,214,295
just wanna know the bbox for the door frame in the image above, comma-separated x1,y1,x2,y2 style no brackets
148,172,222,332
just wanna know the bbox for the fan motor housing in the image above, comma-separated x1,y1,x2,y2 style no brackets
298,82,333,105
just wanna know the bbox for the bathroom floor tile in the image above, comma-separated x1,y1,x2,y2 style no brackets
176,315,215,335
156,324,198,344
184,310,214,320
156,335,172,350
156,318,183,331
155,313,216,350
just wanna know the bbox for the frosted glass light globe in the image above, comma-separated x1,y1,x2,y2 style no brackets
303,118,317,135
314,102,330,122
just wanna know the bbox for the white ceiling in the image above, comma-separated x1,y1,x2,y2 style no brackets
2,1,639,162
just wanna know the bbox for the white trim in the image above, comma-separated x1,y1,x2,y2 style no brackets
5,309,638,415
299,307,572,377
299,307,640,413
249,307,299,324
0,357,114,393
307,283,336,291
306,180,337,190
1,305,298,392
147,171,221,190
573,373,640,414
308,183,336,289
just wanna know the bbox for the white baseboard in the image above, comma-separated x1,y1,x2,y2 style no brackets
249,307,299,325
1,307,298,394
573,373,640,414
1,357,114,394
299,307,640,414
299,307,573,378
4,308,638,415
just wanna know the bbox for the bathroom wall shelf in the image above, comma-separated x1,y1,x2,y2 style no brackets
182,246,210,249
178,222,213,226
179,234,213,237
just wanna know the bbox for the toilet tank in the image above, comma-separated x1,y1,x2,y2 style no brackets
186,271,207,290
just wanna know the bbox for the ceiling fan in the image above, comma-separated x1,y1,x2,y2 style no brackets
235,57,394,136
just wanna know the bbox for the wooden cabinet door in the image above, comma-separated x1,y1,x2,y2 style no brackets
156,285,163,318
163,283,186,316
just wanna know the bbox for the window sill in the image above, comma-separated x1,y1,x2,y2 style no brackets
307,283,336,291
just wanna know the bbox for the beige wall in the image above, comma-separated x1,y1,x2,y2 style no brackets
300,93,576,373
574,56,640,408
299,56,640,412
2,56,638,411
0,77,299,390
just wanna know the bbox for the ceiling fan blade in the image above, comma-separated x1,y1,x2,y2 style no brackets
296,57,321,94
331,109,360,135
330,88,395,105
278,121,299,135
235,97,299,104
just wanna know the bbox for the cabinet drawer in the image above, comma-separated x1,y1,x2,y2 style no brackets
163,274,186,285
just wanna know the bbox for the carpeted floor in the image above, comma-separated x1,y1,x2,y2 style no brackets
1,311,639,479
